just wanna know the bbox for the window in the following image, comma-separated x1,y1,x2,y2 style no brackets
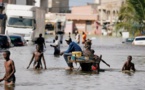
8,17,34,28
135,37,145,41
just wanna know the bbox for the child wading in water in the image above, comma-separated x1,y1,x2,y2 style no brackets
122,55,136,72
0,51,16,86
27,45,47,69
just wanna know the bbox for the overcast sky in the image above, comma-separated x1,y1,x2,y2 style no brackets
69,0,94,7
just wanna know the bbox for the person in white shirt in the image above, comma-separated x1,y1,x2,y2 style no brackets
75,31,80,44
50,35,60,56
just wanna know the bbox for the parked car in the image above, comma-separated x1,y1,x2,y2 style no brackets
0,34,12,48
9,35,27,46
126,38,134,42
132,36,145,45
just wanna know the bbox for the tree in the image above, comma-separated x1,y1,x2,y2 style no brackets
116,0,145,36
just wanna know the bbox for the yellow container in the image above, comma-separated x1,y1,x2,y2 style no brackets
72,51,82,58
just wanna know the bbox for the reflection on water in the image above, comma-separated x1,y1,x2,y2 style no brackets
4,85,15,90
0,37,145,90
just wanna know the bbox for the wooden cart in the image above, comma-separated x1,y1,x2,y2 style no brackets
68,56,95,71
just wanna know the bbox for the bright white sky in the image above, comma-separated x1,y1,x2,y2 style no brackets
69,0,94,6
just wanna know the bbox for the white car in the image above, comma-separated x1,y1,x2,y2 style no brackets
132,36,145,45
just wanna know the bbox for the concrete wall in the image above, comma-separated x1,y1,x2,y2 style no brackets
74,20,86,32
72,6,93,14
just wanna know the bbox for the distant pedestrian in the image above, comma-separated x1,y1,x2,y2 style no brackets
27,45,47,69
59,34,63,44
122,55,136,72
75,30,80,44
82,31,87,44
68,32,72,42
0,50,16,86
35,33,46,52
50,35,60,56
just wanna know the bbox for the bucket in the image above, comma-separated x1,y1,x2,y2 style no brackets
72,51,82,58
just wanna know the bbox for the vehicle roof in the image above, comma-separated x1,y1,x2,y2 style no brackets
9,35,23,38
135,36,145,38
0,34,8,37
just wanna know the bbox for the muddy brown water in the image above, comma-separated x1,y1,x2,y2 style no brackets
0,36,145,90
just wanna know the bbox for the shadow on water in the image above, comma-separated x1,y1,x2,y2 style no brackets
0,84,15,90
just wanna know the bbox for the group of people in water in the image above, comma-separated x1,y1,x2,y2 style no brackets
0,33,136,87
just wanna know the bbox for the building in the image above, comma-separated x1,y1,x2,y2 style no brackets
66,5,100,35
48,0,69,13
93,0,125,35
94,0,124,25
65,0,125,35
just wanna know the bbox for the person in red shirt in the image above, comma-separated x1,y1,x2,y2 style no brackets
82,32,87,44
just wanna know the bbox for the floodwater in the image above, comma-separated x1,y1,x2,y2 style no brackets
0,36,145,90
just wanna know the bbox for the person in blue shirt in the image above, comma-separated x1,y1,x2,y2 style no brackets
60,38,82,70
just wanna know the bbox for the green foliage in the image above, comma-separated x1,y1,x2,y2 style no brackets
116,0,145,36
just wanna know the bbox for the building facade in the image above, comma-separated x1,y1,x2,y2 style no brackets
65,0,125,35
66,5,100,35
48,0,69,13
94,0,124,25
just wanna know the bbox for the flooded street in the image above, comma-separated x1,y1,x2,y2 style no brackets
0,36,145,90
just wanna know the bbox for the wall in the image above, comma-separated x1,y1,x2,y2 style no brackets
74,20,86,32
72,5,93,14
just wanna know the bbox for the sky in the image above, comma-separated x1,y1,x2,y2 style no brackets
69,0,94,7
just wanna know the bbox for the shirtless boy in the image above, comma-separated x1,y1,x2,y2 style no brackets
27,45,47,69
122,55,136,72
0,50,16,86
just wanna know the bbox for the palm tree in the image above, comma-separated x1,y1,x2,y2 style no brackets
116,0,145,36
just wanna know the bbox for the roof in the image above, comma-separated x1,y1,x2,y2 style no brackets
135,36,145,38
9,35,23,37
